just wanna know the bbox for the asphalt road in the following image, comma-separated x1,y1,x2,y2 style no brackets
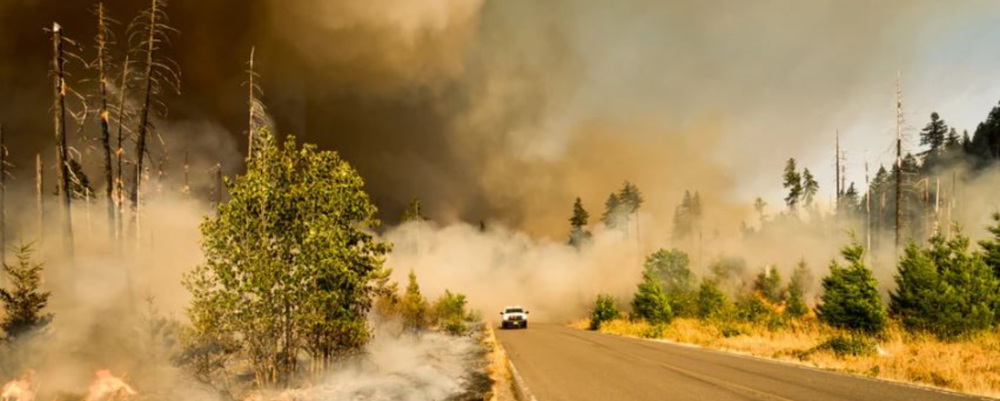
495,323,989,401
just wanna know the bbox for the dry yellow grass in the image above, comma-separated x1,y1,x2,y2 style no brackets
482,326,516,401
590,317,1000,399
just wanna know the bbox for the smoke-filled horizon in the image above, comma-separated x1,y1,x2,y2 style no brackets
4,0,1000,238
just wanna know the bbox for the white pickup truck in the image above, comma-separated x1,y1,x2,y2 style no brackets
500,306,529,329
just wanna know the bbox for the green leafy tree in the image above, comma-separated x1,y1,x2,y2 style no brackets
400,270,429,332
0,243,52,340
753,265,785,303
184,130,389,385
401,197,427,222
696,279,729,319
589,294,620,330
568,197,592,247
643,249,697,316
782,158,802,211
817,241,886,334
631,271,673,324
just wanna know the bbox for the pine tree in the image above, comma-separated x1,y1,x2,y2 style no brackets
631,271,673,324
817,241,886,334
920,112,948,153
892,232,999,339
400,270,429,332
589,294,620,330
782,158,803,211
696,279,728,319
801,168,819,207
601,192,623,229
753,265,785,303
785,260,810,317
0,243,52,340
753,197,767,226
979,212,1000,277
401,197,426,222
568,197,592,247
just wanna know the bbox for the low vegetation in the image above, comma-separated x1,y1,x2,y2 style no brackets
582,227,1000,398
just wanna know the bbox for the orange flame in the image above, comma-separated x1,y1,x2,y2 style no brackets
0,379,33,401
84,370,136,401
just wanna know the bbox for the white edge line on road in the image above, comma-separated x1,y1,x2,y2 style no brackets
497,340,539,401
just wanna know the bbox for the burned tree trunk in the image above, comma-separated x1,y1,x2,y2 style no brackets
115,55,129,240
0,124,5,265
36,154,44,244
97,3,115,239
131,0,160,225
52,22,74,260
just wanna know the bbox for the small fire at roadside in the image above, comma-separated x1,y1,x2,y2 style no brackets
1,370,136,401
0,378,33,401
85,370,137,401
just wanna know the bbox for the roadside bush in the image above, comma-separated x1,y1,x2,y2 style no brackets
632,272,673,324
589,294,620,330
734,295,770,323
696,279,729,319
817,241,886,335
432,289,473,335
819,334,877,357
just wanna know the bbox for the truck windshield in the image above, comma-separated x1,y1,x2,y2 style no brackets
505,308,524,313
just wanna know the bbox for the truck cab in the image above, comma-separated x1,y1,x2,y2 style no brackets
500,306,529,329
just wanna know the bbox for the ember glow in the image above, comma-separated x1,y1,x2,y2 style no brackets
0,379,33,401
85,370,137,401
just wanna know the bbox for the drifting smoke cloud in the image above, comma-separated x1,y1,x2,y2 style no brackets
2,0,998,235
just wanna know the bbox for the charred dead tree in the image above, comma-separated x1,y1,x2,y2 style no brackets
52,22,74,260
895,74,904,253
0,124,6,265
128,0,179,230
246,46,267,160
36,154,44,245
212,163,222,211
182,145,189,194
115,54,130,240
94,3,117,239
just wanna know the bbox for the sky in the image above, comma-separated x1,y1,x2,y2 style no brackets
3,0,1000,237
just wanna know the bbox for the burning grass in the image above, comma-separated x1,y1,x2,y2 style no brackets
586,317,1000,398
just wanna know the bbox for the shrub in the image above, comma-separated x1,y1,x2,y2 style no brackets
819,334,877,357
590,294,620,330
734,295,770,323
432,289,472,335
817,241,886,335
632,272,673,324
696,279,729,319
